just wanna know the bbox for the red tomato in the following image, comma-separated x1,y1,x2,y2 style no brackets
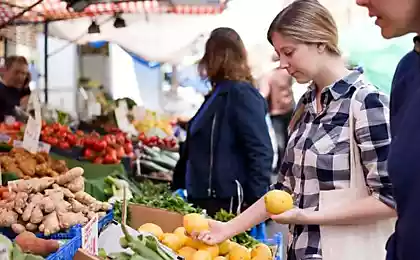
124,142,133,153
84,149,94,159
103,154,116,164
93,157,103,164
49,137,59,146
59,142,70,150
93,140,107,152
66,134,76,145
76,130,84,136
116,146,125,159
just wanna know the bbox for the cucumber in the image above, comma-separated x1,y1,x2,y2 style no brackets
140,160,171,173
149,157,176,170
143,146,161,158
161,150,180,161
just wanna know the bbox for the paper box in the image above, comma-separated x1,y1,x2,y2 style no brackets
128,204,184,233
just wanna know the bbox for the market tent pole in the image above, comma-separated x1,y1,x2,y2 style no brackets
44,20,49,104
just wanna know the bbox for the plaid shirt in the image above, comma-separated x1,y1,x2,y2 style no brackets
273,71,395,260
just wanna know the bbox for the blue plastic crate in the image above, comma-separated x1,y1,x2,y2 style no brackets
0,225,79,240
259,232,283,260
98,210,113,233
46,233,82,260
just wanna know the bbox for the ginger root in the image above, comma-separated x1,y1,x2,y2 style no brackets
65,176,84,193
57,211,88,229
55,167,84,185
39,211,60,236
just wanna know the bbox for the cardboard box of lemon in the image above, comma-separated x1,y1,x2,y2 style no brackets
136,210,286,260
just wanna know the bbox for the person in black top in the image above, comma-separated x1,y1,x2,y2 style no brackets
0,56,31,122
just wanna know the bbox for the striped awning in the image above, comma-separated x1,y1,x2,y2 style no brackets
0,0,226,25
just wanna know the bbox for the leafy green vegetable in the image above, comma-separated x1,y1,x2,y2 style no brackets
214,210,260,248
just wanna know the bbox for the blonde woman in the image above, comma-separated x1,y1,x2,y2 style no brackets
192,1,396,259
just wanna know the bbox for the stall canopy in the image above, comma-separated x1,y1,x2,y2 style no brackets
0,0,226,24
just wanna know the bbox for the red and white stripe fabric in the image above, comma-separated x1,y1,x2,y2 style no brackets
0,0,225,24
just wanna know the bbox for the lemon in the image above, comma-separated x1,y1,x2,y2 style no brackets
197,244,219,258
161,233,183,251
229,244,251,260
183,213,209,235
137,223,164,240
264,190,293,214
250,243,272,259
218,240,232,255
191,250,212,260
173,226,188,246
178,246,196,260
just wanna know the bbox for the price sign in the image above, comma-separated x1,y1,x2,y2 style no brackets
114,106,131,133
38,141,51,153
22,116,41,153
22,91,42,153
81,214,98,255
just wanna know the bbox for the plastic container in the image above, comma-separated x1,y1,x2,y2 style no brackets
99,210,114,233
46,232,82,260
259,232,283,260
0,209,114,240
0,225,79,240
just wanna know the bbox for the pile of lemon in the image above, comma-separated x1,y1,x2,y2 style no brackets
137,213,273,260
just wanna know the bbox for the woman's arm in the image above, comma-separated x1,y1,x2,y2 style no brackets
231,82,273,205
272,87,397,225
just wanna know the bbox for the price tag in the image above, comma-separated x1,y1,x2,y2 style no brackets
22,116,41,153
22,91,42,153
114,107,131,133
0,134,10,144
81,214,98,255
0,243,10,260
118,100,128,113
38,141,51,153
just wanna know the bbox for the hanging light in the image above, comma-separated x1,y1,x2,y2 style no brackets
113,14,126,28
88,21,100,34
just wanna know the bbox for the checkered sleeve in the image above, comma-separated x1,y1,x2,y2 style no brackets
354,87,395,209
271,161,294,193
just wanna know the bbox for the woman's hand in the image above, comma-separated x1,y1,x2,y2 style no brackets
269,208,311,225
192,220,231,245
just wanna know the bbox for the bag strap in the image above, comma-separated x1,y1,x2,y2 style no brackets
348,86,366,189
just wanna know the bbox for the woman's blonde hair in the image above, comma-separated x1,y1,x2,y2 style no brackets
267,0,340,56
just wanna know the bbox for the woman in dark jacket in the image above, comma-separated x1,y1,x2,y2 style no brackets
172,27,273,217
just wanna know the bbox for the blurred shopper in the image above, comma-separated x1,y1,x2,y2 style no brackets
172,27,273,217
259,65,294,169
0,56,31,122
191,1,396,259
356,0,420,258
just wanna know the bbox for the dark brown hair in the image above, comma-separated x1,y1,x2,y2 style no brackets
5,55,28,69
199,27,254,87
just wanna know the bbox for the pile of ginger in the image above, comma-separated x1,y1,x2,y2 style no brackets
0,166,111,236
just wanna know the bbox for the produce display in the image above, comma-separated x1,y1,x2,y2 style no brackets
99,223,176,260
82,131,134,164
40,122,84,149
135,146,179,181
132,110,174,137
0,167,111,236
135,213,271,260
0,148,69,179
138,132,177,150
